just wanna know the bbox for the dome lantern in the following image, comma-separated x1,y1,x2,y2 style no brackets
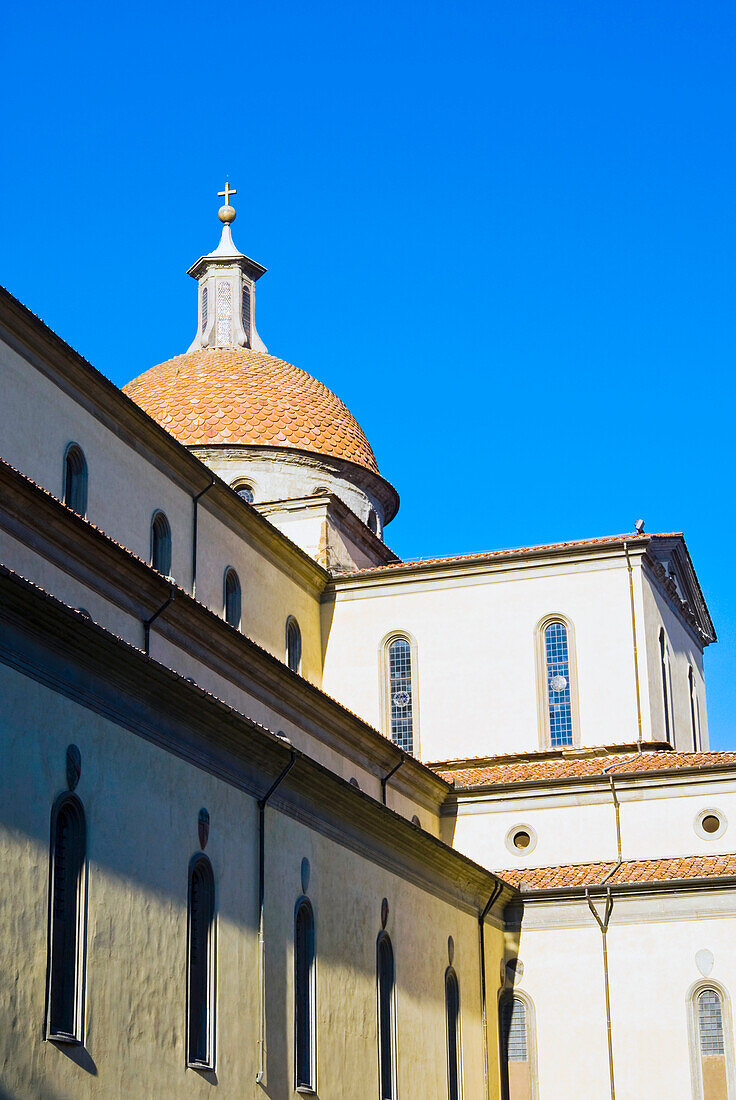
186,183,268,354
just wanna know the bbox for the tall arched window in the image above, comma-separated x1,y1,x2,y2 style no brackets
659,629,672,743
286,617,302,673
294,899,315,1090
539,619,576,748
63,443,88,517
377,934,396,1100
387,636,414,754
499,992,538,1100
242,285,251,347
445,968,462,1100
201,286,208,333
188,856,215,1069
223,568,241,628
47,794,86,1041
690,666,701,752
697,988,728,1099
150,511,172,577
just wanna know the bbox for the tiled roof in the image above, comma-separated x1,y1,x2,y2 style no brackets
124,346,379,474
346,533,683,576
502,853,736,891
436,749,736,788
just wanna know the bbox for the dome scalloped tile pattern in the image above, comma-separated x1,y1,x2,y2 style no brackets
123,346,379,474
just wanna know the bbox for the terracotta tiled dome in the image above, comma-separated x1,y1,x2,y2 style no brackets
124,346,379,474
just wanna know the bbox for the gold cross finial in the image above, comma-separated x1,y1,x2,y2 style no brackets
218,181,237,205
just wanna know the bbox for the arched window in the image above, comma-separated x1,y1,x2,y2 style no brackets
242,285,251,347
286,618,302,673
223,568,241,628
294,899,315,1090
377,934,396,1100
541,620,575,748
47,794,86,1041
697,988,729,1099
201,286,208,333
690,666,701,751
150,511,172,577
188,856,215,1069
63,443,88,517
659,629,672,743
387,636,414,754
499,992,538,1100
216,280,232,346
445,968,462,1100
233,481,254,504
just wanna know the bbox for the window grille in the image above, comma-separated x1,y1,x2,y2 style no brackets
377,935,395,1099
699,989,726,1056
287,618,302,673
446,969,462,1100
235,483,254,504
544,622,573,747
660,630,672,743
188,857,215,1067
151,511,172,577
216,281,232,345
48,795,86,1040
201,286,208,333
224,568,241,628
295,900,315,1089
63,444,88,517
501,996,528,1062
242,285,251,347
388,638,413,754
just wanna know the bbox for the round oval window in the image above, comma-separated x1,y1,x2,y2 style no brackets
513,830,531,850
702,814,721,834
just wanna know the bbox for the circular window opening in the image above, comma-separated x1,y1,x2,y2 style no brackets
505,823,538,857
695,808,727,841
233,482,254,504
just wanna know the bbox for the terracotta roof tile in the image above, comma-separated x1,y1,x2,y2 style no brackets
124,346,379,474
436,749,736,788
502,853,736,890
345,533,683,576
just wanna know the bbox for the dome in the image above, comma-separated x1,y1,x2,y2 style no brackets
123,346,379,475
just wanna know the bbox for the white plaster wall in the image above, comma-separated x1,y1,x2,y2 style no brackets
323,558,642,762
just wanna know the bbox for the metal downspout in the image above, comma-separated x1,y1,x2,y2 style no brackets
255,751,296,1085
191,479,216,599
623,540,644,750
380,751,405,805
143,589,175,656
586,887,616,1100
479,881,503,1100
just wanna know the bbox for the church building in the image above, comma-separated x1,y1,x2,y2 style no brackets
0,188,733,1099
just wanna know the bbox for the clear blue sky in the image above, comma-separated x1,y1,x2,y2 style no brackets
3,1,735,745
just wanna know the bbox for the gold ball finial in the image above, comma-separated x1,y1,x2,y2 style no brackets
218,204,236,224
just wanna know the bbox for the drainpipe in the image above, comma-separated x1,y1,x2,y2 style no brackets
380,751,405,805
479,881,503,1100
191,479,216,599
585,886,616,1100
256,750,296,1085
143,588,175,656
623,541,644,750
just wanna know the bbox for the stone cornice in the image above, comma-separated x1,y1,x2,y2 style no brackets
0,564,513,916
0,457,448,813
0,285,327,596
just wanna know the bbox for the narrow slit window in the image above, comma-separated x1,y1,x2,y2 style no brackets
698,988,727,1100
388,637,413,754
660,629,672,743
47,795,86,1041
689,666,700,751
377,934,396,1100
294,899,315,1090
446,968,462,1100
242,285,251,347
201,286,208,333
63,444,88,517
151,511,172,577
224,568,241,628
188,857,215,1068
544,622,573,747
287,618,301,673
500,994,533,1100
